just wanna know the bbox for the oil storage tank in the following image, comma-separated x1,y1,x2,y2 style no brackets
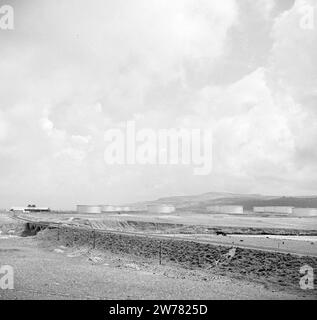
101,205,140,213
147,204,175,214
206,205,244,214
101,205,123,213
122,206,134,212
253,206,293,215
253,207,266,213
292,208,317,217
101,205,116,212
77,205,101,214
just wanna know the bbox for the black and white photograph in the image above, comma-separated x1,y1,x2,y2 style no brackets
0,0,316,306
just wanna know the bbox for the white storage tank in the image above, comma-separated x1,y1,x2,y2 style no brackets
253,206,293,214
147,204,176,214
101,205,115,212
77,205,101,214
206,205,244,214
101,205,137,213
101,205,122,212
292,208,317,217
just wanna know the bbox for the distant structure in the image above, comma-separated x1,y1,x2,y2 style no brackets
147,204,176,214
10,205,51,213
101,205,139,213
101,205,119,213
76,203,317,217
206,205,244,214
77,205,140,214
77,205,102,214
253,206,293,215
291,208,317,217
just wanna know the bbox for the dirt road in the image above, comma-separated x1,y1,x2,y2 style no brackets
0,236,308,300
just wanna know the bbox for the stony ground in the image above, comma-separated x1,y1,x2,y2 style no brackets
50,227,317,298
1,215,316,300
0,235,309,300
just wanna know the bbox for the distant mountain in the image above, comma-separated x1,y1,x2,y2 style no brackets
134,192,317,210
231,196,317,210
158,192,275,202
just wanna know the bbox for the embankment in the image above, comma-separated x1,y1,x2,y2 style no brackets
39,227,317,297
0,216,24,235
91,219,317,235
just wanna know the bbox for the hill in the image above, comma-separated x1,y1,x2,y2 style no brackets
134,192,317,211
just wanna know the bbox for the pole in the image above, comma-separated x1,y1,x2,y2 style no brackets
93,230,96,249
159,241,162,265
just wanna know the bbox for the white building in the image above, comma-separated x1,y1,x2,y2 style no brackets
10,206,51,213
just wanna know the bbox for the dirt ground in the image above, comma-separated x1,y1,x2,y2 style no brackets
1,213,316,300
11,211,317,232
47,227,317,298
0,235,310,300
160,233,317,257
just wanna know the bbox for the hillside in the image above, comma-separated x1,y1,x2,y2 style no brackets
135,192,317,211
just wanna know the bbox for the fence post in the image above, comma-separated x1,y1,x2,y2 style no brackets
57,225,60,241
159,241,162,265
93,230,96,249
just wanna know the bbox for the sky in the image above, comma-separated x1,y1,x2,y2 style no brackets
0,0,316,209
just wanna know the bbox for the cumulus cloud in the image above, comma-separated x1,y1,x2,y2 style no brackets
0,0,316,208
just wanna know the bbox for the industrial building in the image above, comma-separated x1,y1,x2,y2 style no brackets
206,205,244,214
291,208,317,217
253,206,293,215
147,204,176,214
10,206,51,213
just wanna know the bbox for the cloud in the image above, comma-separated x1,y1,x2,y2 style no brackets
0,0,316,208
269,0,317,106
